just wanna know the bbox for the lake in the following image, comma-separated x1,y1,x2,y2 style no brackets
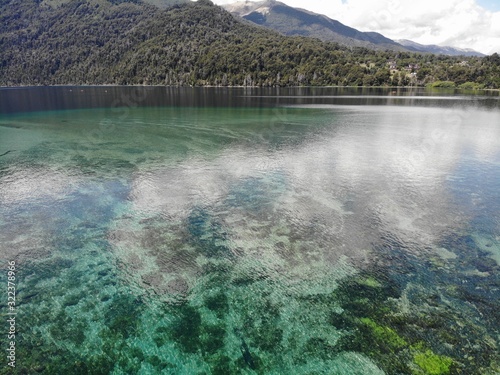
0,87,499,374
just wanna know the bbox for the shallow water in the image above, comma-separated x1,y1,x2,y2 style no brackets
0,87,499,374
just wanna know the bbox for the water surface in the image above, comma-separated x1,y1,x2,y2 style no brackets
0,87,499,374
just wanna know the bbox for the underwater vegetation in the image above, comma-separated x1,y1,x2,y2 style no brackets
3,226,498,375
1,100,499,374
1,164,498,375
328,233,500,375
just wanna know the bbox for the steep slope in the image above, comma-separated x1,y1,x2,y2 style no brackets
224,0,405,50
0,0,351,86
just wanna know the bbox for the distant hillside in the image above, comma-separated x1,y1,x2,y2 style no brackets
224,0,485,57
0,0,498,87
396,39,485,57
223,0,405,51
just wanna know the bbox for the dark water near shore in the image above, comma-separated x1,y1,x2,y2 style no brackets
0,87,499,374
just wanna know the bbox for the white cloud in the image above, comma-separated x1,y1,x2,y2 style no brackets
212,0,500,54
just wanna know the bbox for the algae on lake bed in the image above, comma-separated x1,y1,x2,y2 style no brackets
1,91,499,374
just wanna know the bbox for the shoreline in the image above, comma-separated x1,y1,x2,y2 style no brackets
1,84,499,93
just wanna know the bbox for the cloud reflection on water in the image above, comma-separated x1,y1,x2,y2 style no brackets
111,104,500,298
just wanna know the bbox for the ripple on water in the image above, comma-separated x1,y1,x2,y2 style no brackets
1,100,499,373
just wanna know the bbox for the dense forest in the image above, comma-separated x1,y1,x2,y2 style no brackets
1,0,500,87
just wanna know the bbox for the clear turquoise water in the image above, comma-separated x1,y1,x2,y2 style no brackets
0,88,499,374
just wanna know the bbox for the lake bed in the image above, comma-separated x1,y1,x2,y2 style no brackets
0,87,499,374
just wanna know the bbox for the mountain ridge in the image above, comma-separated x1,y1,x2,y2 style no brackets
224,0,405,51
223,0,485,57
396,39,484,57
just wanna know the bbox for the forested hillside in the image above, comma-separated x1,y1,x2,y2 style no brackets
1,0,499,87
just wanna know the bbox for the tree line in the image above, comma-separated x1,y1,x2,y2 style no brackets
1,0,499,88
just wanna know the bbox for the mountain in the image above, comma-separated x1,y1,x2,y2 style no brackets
396,39,485,57
0,0,355,86
223,0,405,51
0,0,497,87
224,0,485,57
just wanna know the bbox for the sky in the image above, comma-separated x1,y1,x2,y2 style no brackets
211,0,500,54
